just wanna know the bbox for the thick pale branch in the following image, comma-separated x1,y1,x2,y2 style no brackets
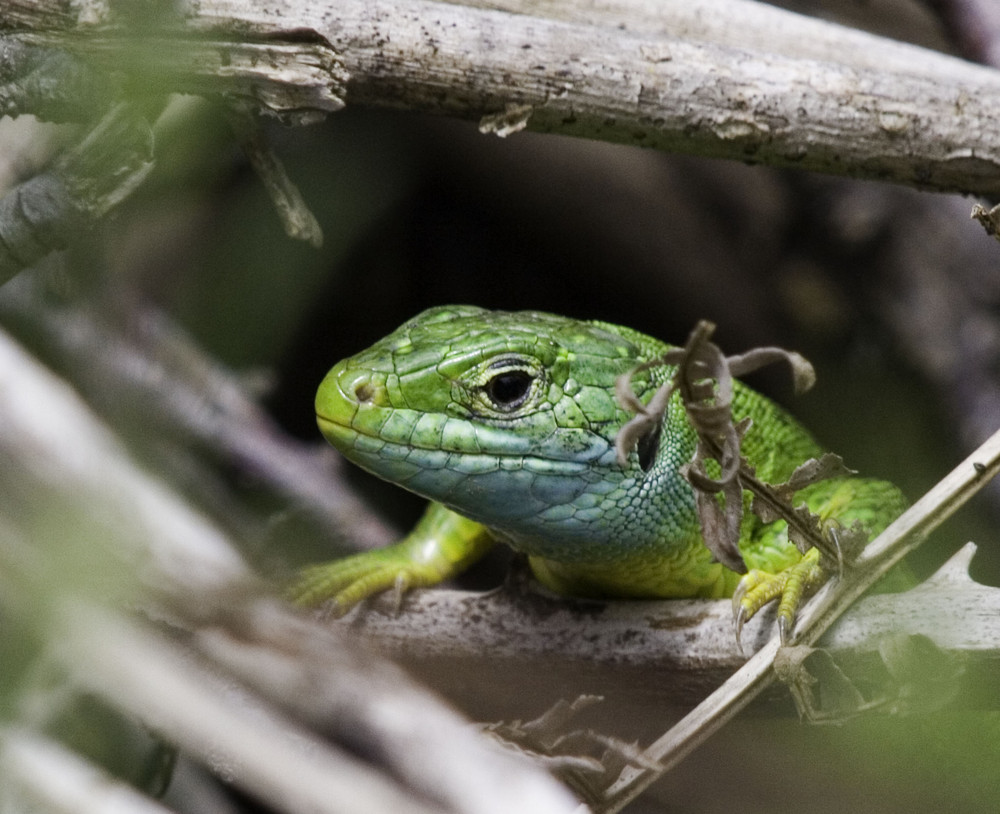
328,543,1000,705
451,0,977,84
0,0,997,234
2,1,1000,194
190,0,1000,196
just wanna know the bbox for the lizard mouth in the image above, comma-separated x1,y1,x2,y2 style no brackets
316,411,353,441
316,404,356,455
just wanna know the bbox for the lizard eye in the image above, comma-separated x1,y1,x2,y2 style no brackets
484,369,534,410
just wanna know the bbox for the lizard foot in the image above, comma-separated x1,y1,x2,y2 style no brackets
732,547,825,645
288,504,496,614
287,546,438,614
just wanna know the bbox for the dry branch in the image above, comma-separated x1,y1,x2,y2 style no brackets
178,0,1000,196
329,543,1000,705
2,0,1000,287
1,0,1000,196
449,0,980,82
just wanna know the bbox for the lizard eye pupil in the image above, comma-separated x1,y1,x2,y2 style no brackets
485,370,534,410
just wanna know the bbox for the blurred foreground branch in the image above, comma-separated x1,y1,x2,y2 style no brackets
0,326,577,814
0,274,397,554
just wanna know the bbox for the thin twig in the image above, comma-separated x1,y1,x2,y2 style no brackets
226,106,324,247
599,425,1000,813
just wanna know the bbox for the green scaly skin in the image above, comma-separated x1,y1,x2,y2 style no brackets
292,306,907,627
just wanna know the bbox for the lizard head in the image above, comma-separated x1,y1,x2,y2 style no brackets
315,305,689,552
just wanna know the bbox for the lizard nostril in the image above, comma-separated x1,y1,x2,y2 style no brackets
337,368,380,405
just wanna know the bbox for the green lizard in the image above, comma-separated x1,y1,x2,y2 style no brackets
292,305,906,634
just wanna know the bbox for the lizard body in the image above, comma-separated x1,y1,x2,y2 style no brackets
294,306,906,618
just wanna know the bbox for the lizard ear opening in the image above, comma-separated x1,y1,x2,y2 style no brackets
636,423,661,472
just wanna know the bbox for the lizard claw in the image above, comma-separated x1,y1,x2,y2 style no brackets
777,615,792,646
733,603,748,653
731,578,752,651
731,578,749,618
